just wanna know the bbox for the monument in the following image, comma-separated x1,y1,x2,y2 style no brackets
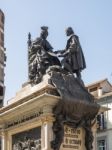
27,27,99,150
0,26,102,150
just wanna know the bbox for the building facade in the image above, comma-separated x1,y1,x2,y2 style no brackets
87,79,112,150
0,9,6,107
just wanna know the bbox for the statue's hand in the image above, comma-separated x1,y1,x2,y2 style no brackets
54,51,59,54
58,54,63,57
60,50,65,54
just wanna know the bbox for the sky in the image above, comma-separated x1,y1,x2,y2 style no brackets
1,0,112,104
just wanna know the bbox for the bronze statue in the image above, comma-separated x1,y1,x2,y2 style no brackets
27,26,99,150
28,26,61,84
28,26,86,84
55,27,86,79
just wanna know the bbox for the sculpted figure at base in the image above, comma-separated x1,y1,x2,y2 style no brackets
13,137,41,150
55,27,86,79
28,26,61,84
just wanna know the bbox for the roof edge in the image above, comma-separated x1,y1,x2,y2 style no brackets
86,78,109,88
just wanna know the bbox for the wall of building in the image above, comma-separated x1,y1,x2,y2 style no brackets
101,82,112,94
87,79,112,150
0,9,5,107
96,95,112,150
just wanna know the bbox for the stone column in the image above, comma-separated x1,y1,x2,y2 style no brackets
41,105,54,150
41,121,54,150
1,130,7,150
92,123,97,150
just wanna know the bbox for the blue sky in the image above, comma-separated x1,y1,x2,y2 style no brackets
1,0,112,103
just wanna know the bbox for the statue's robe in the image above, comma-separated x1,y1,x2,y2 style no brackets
65,34,86,73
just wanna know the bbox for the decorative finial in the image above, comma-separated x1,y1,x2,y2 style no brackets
27,32,31,47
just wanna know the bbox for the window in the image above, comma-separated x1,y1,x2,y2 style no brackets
89,87,97,92
1,32,4,42
0,68,4,82
97,112,106,130
0,41,4,47
97,139,106,150
0,86,3,96
0,50,4,62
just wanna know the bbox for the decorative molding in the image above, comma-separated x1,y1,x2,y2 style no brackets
5,109,43,129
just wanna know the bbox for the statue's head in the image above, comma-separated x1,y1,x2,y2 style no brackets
65,27,74,36
40,26,48,39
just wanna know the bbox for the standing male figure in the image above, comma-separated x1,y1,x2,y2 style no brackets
56,27,86,79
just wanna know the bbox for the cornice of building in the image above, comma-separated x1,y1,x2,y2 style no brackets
0,61,6,67
0,63,4,68
0,27,4,33
0,46,5,51
0,82,4,87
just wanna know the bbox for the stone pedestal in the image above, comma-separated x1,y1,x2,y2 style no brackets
0,75,58,150
0,75,107,150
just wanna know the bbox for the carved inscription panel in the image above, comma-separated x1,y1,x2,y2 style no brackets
60,126,86,150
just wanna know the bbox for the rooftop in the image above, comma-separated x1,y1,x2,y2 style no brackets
86,78,112,88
